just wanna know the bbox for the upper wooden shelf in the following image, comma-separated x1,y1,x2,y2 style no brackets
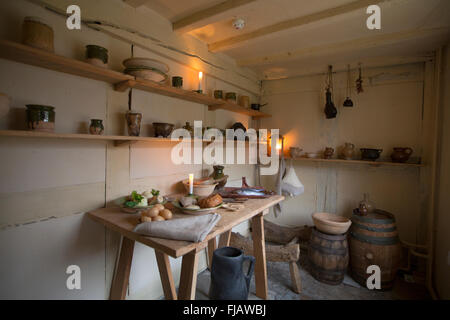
0,130,181,146
285,156,424,168
0,40,270,120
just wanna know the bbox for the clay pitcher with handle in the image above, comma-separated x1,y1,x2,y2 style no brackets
391,147,413,163
209,247,255,300
342,142,355,160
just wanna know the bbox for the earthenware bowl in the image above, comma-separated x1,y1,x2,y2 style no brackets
289,147,303,159
172,200,223,216
153,122,174,138
312,212,351,235
122,57,169,73
360,148,383,161
182,179,218,197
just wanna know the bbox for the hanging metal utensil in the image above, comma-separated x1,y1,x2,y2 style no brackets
343,64,354,107
356,63,364,94
324,65,337,119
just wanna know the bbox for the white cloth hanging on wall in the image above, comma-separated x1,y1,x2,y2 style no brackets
282,159,305,197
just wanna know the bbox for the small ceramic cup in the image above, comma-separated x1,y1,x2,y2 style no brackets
172,76,183,88
214,90,224,99
89,119,104,135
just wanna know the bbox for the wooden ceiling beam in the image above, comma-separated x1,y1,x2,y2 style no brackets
173,0,258,34
122,0,149,8
208,0,389,52
237,27,449,67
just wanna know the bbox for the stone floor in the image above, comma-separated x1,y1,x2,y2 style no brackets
195,260,431,300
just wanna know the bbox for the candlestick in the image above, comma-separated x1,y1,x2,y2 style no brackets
189,173,194,195
198,71,203,93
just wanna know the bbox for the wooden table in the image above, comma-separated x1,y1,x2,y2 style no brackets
88,195,284,300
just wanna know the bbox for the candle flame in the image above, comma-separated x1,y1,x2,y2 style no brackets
198,71,203,80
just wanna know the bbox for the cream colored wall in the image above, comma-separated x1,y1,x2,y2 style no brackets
260,63,428,244
0,0,257,299
434,44,450,299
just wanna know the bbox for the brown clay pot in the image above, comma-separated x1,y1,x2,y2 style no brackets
341,143,355,160
324,147,334,159
391,147,413,163
125,111,142,136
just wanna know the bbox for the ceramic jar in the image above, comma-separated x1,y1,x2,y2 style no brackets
225,92,237,102
239,95,250,108
214,90,223,99
85,45,108,68
359,193,375,213
125,111,142,136
341,142,355,160
22,17,54,52
209,247,255,300
182,122,194,136
172,76,183,88
211,165,225,180
324,147,334,159
89,119,104,135
290,147,303,159
391,147,413,163
26,105,55,132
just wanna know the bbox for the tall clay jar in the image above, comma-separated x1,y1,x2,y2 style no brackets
89,119,104,135
342,142,355,160
125,111,142,136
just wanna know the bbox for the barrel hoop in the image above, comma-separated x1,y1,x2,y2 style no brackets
309,243,348,256
309,260,347,275
352,210,396,225
352,222,397,233
312,228,347,241
350,231,399,245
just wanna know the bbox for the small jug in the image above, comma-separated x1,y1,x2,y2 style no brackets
342,142,355,160
209,247,255,300
324,147,334,159
391,147,413,163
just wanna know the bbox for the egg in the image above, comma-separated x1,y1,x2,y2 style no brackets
141,216,152,223
153,215,165,222
154,204,165,211
160,209,172,220
147,207,160,218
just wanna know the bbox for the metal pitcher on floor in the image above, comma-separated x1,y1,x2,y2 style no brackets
209,246,255,300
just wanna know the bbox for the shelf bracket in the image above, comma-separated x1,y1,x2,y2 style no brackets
114,140,138,147
115,80,136,92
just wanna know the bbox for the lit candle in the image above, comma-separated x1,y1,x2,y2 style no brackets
189,173,194,195
198,71,203,92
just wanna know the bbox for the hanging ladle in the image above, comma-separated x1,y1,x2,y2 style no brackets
343,64,354,107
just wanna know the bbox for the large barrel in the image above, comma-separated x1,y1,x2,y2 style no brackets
308,228,349,285
349,210,401,290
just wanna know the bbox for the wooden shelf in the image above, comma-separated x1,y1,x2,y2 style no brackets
0,40,271,120
0,130,190,146
285,156,424,168
208,103,271,119
0,40,132,84
0,130,260,146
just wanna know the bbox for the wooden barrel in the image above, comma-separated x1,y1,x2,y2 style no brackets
349,210,401,290
308,228,349,285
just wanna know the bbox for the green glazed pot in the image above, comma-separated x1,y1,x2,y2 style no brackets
225,92,237,101
89,119,104,135
86,45,108,65
26,104,55,132
172,76,183,88
214,90,224,99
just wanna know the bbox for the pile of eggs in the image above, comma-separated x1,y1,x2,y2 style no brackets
140,204,173,222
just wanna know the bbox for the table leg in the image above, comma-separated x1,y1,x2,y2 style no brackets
178,250,200,300
110,237,135,300
155,251,177,300
251,213,268,299
207,238,217,270
218,230,232,248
